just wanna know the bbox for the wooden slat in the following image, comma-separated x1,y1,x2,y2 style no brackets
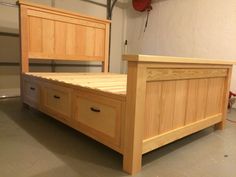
159,81,176,134
172,80,188,129
147,68,227,81
144,82,162,139
66,23,76,55
206,78,225,116
196,79,209,120
29,16,42,53
42,19,54,54
24,73,127,95
55,21,66,55
94,28,105,57
185,80,198,124
85,27,95,56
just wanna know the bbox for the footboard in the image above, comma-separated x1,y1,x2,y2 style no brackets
123,55,235,174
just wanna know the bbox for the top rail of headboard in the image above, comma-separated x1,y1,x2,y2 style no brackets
18,0,111,73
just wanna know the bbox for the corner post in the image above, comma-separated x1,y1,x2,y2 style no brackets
123,61,147,175
215,67,232,130
102,22,110,73
19,4,29,101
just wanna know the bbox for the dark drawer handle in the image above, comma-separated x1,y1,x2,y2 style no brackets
30,87,35,91
54,95,60,99
90,107,101,113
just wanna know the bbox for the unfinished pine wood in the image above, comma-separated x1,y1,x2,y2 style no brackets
172,80,188,129
23,78,40,108
73,91,123,151
185,80,198,124
123,63,146,175
196,79,209,120
144,82,162,139
55,21,67,55
41,83,72,123
29,16,42,53
124,54,236,65
19,1,236,174
205,78,225,117
147,68,227,81
19,0,110,72
159,81,176,134
215,68,232,130
143,114,222,153
25,72,127,95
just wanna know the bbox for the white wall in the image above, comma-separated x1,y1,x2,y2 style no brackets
125,0,236,93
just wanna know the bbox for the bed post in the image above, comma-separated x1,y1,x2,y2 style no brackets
214,67,232,130
123,61,147,174
19,3,29,100
103,23,110,73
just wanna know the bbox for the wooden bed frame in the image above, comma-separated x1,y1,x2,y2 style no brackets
19,0,236,175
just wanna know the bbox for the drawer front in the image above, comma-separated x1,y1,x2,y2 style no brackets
42,83,72,121
23,79,40,107
74,92,122,148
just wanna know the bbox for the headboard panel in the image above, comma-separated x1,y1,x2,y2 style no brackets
19,0,110,72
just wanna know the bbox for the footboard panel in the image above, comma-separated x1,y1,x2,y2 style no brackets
123,55,234,174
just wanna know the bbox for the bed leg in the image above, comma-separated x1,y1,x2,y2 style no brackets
214,121,225,130
123,150,142,175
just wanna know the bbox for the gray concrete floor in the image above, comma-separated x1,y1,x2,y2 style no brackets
0,98,236,177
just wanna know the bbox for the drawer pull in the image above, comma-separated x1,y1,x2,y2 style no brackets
90,107,101,113
54,95,60,99
30,87,35,91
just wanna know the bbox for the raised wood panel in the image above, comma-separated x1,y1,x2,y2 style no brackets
85,27,95,56
147,68,227,81
172,80,188,129
29,16,42,53
144,77,225,140
73,91,122,149
55,21,66,55
144,82,162,139
94,29,105,57
42,19,55,54
159,81,176,134
23,3,110,68
185,80,198,124
205,78,225,117
66,23,76,55
196,79,209,120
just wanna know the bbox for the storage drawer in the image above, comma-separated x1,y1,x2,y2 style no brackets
23,79,40,108
74,91,122,148
42,83,72,122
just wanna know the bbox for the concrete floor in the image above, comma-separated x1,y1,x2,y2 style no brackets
0,98,236,177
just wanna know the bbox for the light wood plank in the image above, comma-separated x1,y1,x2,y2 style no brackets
94,28,105,58
29,16,42,53
172,80,188,129
42,19,55,54
143,114,222,154
159,81,176,134
185,80,198,124
147,68,227,81
144,82,162,139
196,79,209,120
206,78,225,117
123,63,146,175
66,23,76,55
55,21,66,55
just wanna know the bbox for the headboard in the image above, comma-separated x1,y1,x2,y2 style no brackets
18,0,110,73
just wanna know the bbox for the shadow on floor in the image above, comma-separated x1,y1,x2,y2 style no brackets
0,98,217,177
